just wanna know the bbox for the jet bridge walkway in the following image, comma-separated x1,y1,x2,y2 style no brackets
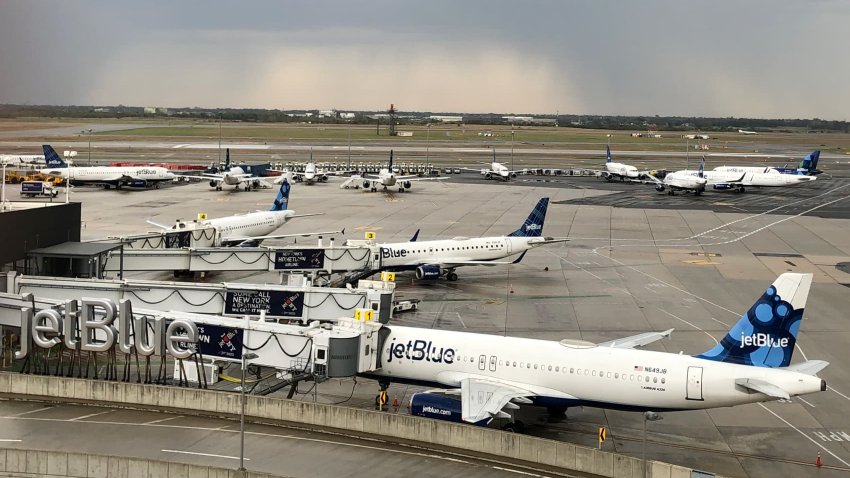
0,291,385,388
5,272,396,324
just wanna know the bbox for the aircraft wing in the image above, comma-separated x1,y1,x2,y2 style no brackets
437,251,527,268
182,173,224,181
527,237,569,246
460,377,534,423
597,328,674,349
227,228,344,243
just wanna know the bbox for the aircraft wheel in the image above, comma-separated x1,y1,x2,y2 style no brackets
446,272,458,281
371,188,377,192
399,188,405,193
739,187,746,193
502,423,518,433
154,183,160,189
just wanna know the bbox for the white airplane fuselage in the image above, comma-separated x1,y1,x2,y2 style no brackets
663,171,707,192
605,162,640,179
205,210,294,243
378,235,538,269
372,326,824,411
40,165,174,185
682,169,816,188
481,162,512,180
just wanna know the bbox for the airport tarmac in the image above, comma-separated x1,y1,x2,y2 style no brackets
0,401,577,478
8,165,850,477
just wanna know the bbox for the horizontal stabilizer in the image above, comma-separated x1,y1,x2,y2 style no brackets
598,328,674,349
784,360,829,376
735,378,790,400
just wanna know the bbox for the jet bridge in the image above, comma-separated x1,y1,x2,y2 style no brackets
98,240,376,280
0,292,384,385
6,273,396,324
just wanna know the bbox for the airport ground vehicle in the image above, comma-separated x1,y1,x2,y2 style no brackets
20,181,59,198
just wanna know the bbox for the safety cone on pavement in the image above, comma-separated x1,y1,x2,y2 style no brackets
816,451,822,468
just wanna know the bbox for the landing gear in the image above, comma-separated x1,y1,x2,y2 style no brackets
737,187,746,193
215,186,222,191
398,187,405,193
501,420,525,433
154,182,160,189
371,187,377,192
446,271,458,281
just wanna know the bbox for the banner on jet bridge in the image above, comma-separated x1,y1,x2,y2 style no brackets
224,290,305,317
195,324,244,359
273,249,325,270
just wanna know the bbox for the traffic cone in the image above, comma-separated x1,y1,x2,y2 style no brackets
816,451,822,468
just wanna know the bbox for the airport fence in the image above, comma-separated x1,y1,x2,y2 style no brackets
0,372,708,478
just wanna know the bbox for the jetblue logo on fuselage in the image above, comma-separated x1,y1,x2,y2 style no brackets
740,332,789,348
525,223,541,232
381,248,408,259
386,338,455,364
136,168,158,175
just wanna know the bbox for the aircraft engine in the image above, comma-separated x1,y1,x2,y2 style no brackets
510,172,517,179
484,172,492,180
128,179,147,188
415,264,441,280
403,181,412,189
209,180,217,188
320,175,328,182
655,185,665,192
363,180,371,189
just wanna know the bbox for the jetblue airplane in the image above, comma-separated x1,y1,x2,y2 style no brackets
184,149,271,191
366,198,566,281
370,273,827,428
148,177,335,246
714,150,822,177
602,145,643,181
39,145,174,189
682,158,816,193
651,161,707,195
359,150,447,192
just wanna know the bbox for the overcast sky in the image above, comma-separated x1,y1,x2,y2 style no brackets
1,1,847,119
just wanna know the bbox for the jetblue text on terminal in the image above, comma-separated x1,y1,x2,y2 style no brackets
386,337,456,364
16,296,199,360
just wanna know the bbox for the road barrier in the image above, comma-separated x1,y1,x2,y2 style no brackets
0,372,710,478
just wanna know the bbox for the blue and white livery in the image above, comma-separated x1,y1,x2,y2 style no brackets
369,273,827,425
39,145,174,189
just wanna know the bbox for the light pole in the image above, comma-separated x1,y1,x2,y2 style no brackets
64,159,73,204
1,159,8,211
82,129,93,165
510,127,515,172
425,123,431,166
643,411,663,478
218,113,223,166
238,350,259,472
347,121,352,171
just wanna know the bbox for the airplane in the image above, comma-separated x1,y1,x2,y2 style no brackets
463,151,523,181
682,160,816,193
147,176,339,247
183,149,272,191
602,145,642,181
359,150,447,192
738,129,758,135
288,153,354,185
650,161,707,195
39,145,175,189
362,197,567,281
367,272,827,430
714,150,822,176
0,154,44,166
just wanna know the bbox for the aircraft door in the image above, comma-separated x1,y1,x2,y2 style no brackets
686,366,704,401
489,355,497,372
505,240,511,254
478,355,486,371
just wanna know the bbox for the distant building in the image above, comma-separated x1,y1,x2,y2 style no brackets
429,115,464,123
339,112,356,119
143,107,156,114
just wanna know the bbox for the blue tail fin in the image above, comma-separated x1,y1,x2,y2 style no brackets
389,150,393,170
225,148,231,170
42,145,67,168
270,179,291,211
695,273,812,368
507,198,548,237
799,150,820,175
698,158,705,178
410,229,420,242
606,145,612,163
